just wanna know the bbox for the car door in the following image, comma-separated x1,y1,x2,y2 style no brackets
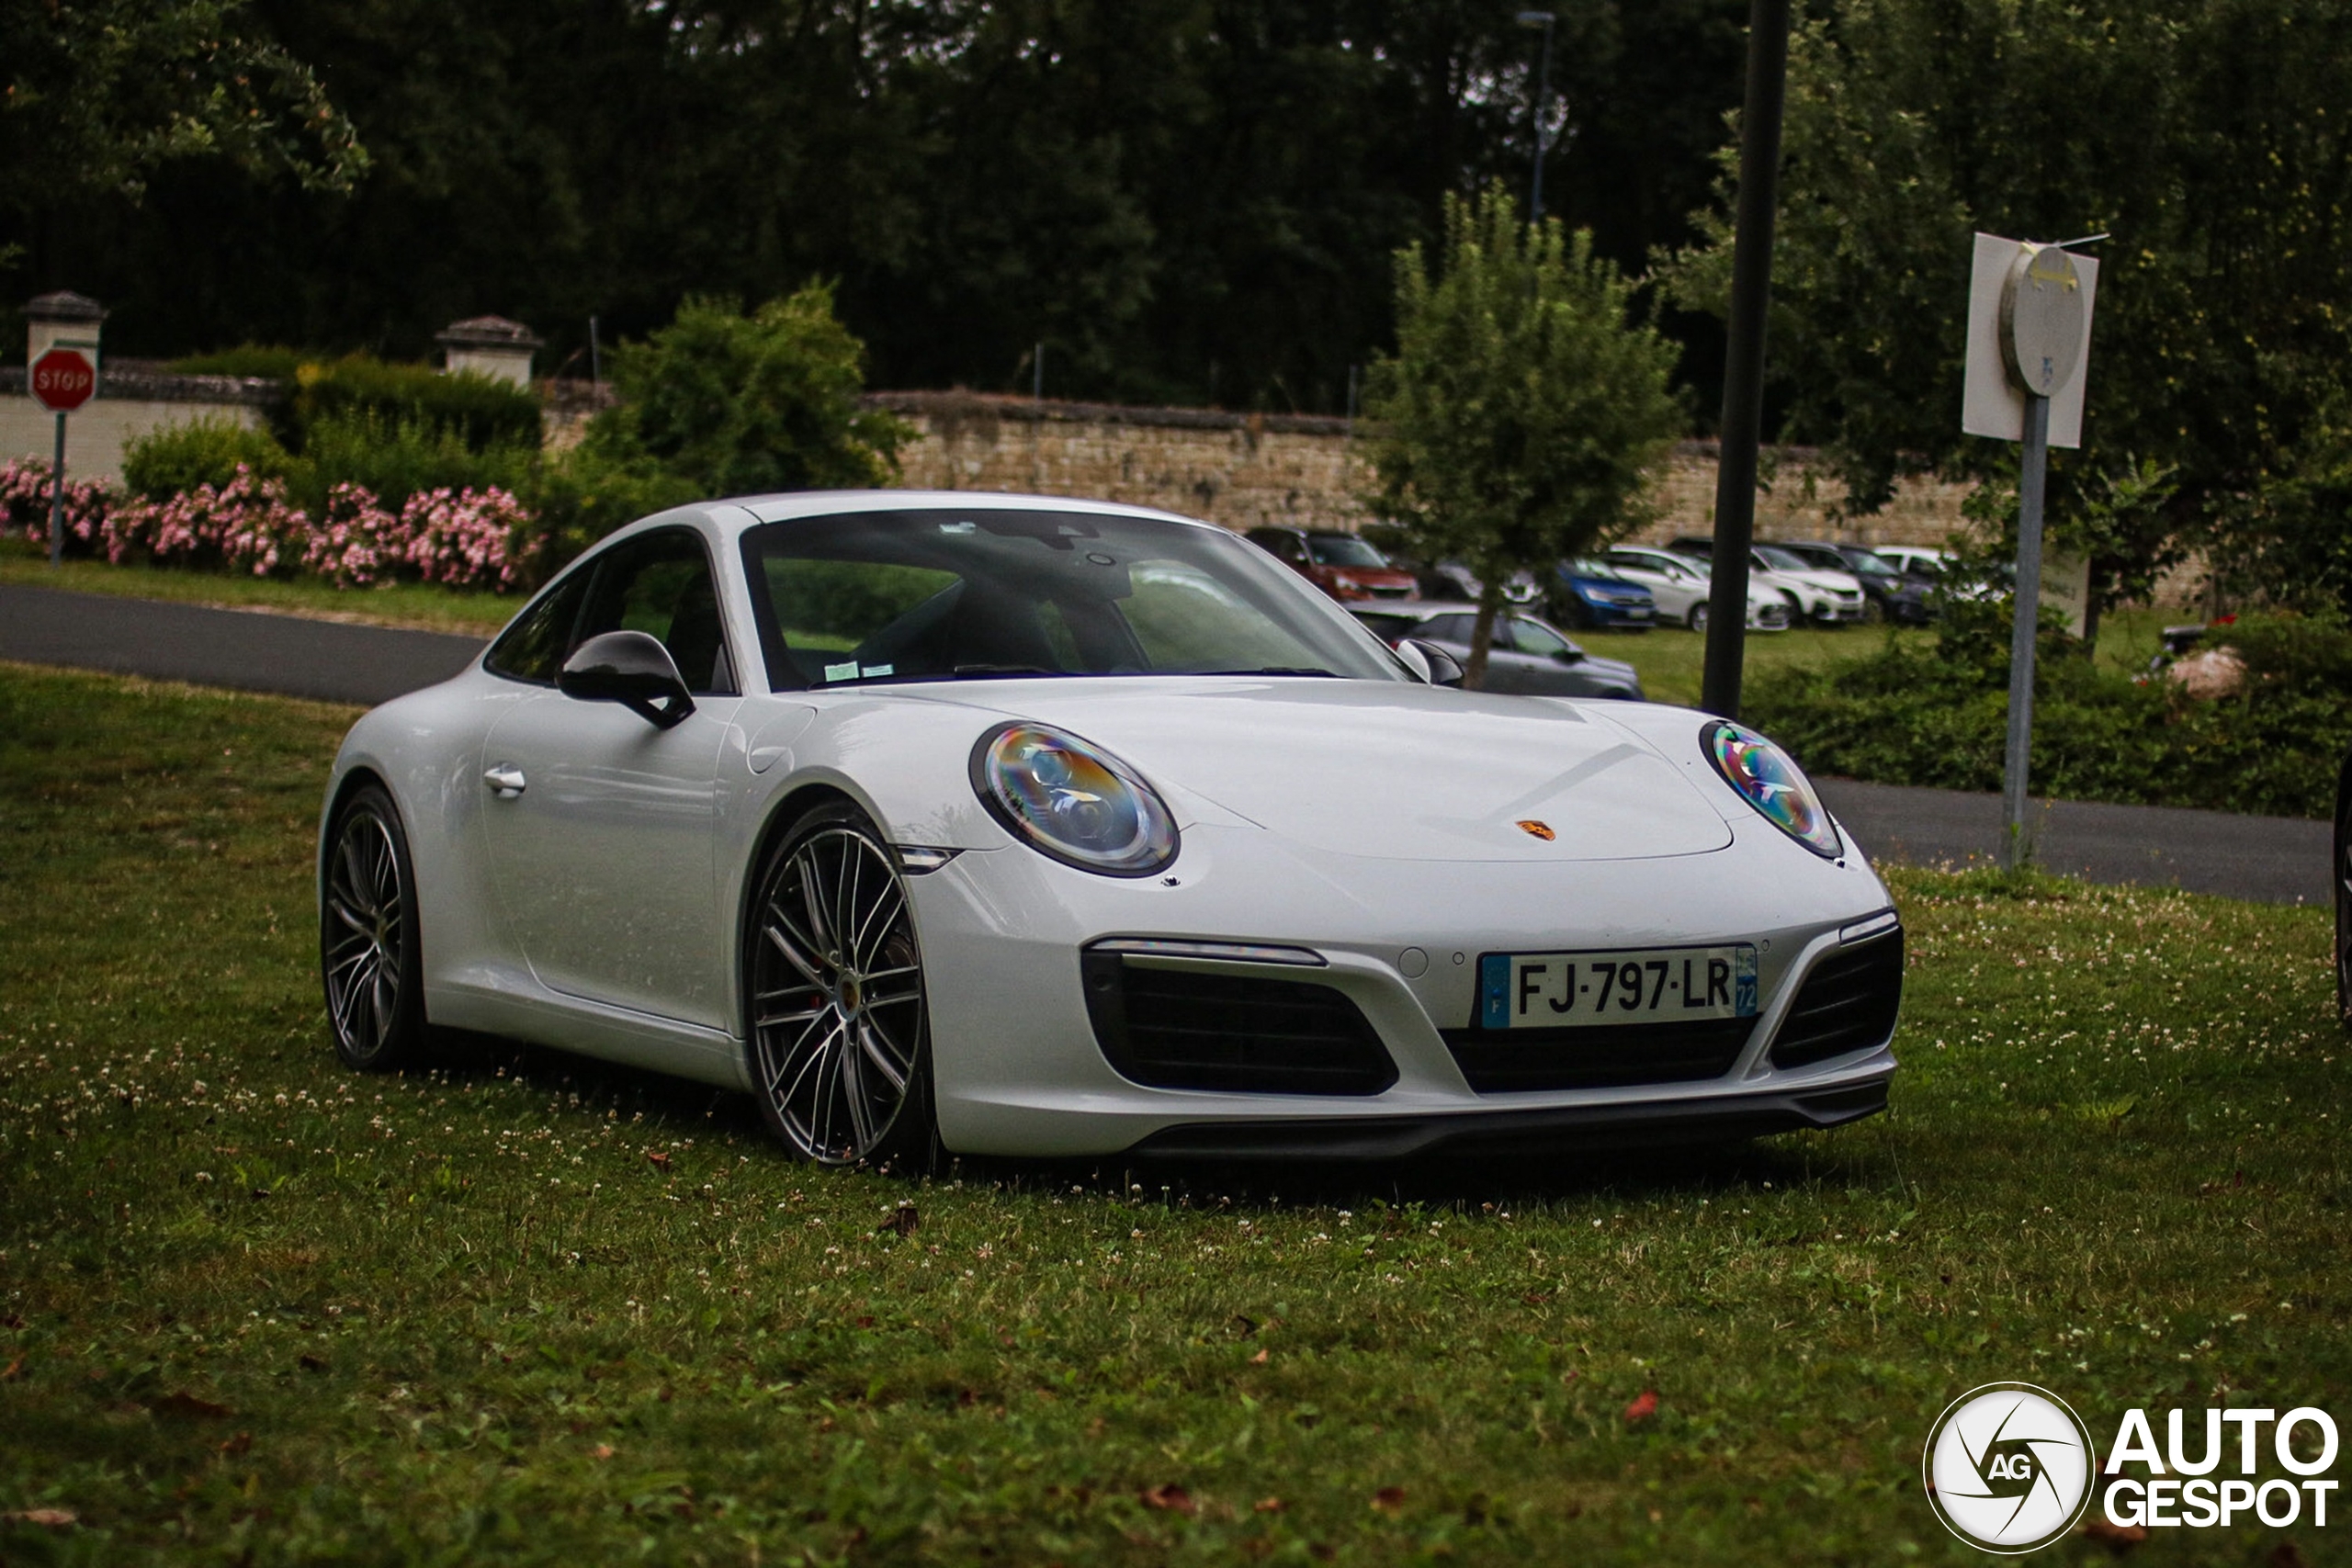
478,528,745,1030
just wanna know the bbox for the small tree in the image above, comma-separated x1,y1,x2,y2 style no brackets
602,285,913,498
1363,186,1681,687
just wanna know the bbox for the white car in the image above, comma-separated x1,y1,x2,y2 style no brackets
1668,539,1867,626
1603,547,1793,633
320,492,1903,1166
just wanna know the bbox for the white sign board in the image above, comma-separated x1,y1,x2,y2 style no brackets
2041,553,2093,637
1962,232,2098,446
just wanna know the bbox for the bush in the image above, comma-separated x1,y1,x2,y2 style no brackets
292,355,543,453
295,410,529,515
515,436,701,581
164,344,322,382
122,418,298,501
1745,601,2352,819
599,286,910,497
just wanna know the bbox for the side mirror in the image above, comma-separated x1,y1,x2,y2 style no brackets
1554,646,1588,665
559,630,696,728
1399,637,1465,688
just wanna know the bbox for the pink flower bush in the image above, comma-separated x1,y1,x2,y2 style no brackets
2,457,117,551
0,457,540,592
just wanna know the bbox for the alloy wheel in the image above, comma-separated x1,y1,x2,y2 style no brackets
751,823,927,1165
324,802,408,1065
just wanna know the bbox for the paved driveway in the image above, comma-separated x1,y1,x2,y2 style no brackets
2,581,2331,906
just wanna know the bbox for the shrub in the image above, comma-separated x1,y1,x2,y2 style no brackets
3,457,116,552
122,417,298,501
516,435,701,581
598,285,910,497
292,355,543,453
1745,601,2352,819
295,410,530,514
164,344,322,382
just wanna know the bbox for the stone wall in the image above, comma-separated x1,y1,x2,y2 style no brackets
872,390,1977,551
0,366,273,485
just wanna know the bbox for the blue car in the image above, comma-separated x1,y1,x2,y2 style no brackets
1550,557,1657,631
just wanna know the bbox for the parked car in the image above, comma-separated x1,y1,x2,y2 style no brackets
1603,546,1794,633
1244,525,1418,601
1770,540,1934,625
1548,557,1657,630
1873,545,2007,604
319,491,1899,1164
1392,555,1542,606
1349,602,1645,699
1668,537,1866,626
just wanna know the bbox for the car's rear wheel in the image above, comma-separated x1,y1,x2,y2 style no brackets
746,800,939,1168
322,784,429,1070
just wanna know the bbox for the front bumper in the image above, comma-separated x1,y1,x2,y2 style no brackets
908,821,1899,1157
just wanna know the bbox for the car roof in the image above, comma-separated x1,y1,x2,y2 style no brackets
732,489,1226,533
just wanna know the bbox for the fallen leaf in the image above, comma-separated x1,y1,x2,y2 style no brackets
153,1391,232,1420
1370,1486,1406,1514
0,1356,21,1381
876,1203,920,1237
1253,1497,1287,1514
2081,1517,2147,1551
645,1150,672,1171
4,1508,76,1529
593,1444,616,1461
1623,1389,1659,1423
217,1432,253,1457
1250,1348,1269,1365
1140,1484,1195,1516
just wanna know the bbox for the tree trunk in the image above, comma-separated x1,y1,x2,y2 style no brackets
2081,559,2103,657
1464,581,1506,690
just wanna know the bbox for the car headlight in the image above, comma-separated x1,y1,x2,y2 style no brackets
1702,720,1841,858
971,721,1180,876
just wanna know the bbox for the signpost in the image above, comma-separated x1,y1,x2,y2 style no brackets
29,346,96,570
1962,235,2099,868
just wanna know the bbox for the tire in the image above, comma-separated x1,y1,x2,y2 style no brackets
321,784,430,1071
2336,765,2352,1028
1686,603,1709,634
745,799,940,1169
1862,595,1888,626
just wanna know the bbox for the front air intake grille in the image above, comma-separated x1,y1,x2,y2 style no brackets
1080,953,1398,1096
1769,929,1905,1068
1439,1017,1753,1094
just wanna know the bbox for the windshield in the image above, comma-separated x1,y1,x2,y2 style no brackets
1305,534,1389,568
1565,557,1630,583
1841,547,1898,575
1754,545,1814,572
740,509,1408,688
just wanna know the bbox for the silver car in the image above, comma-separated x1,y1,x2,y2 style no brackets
1350,603,1644,699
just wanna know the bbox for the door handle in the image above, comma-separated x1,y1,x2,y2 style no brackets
483,763,526,797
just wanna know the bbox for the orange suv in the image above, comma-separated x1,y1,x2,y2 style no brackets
1245,526,1418,601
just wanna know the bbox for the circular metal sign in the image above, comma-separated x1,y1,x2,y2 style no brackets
1999,243,2086,399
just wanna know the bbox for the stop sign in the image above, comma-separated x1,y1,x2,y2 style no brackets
30,347,96,413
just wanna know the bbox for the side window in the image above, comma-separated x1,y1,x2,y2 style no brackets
1421,614,1476,643
484,571,592,684
575,530,739,695
1510,617,1574,660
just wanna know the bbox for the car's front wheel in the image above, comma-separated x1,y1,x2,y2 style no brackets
1686,603,1709,634
321,783,429,1070
746,800,940,1168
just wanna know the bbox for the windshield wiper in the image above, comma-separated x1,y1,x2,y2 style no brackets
951,663,1063,678
1207,666,1339,678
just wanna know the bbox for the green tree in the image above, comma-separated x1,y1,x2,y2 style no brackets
1663,0,2352,615
1363,186,1681,687
596,285,912,498
0,0,365,217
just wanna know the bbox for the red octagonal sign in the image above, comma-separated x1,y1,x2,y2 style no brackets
30,346,96,413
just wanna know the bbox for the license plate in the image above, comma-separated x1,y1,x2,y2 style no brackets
1478,944,1758,1030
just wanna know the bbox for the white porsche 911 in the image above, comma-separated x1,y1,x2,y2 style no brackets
319,492,1903,1166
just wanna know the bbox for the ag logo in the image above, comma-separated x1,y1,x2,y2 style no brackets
1924,1382,2096,1553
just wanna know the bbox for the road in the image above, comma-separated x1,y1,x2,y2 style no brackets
1,581,2332,907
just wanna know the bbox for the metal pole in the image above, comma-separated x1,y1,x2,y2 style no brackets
2002,390,2051,869
1700,0,1792,718
1034,342,1044,402
48,412,66,569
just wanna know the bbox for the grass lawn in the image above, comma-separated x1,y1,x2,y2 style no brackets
6,671,2350,1565
0,539,518,637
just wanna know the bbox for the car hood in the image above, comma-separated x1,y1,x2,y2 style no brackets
940,678,1733,863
